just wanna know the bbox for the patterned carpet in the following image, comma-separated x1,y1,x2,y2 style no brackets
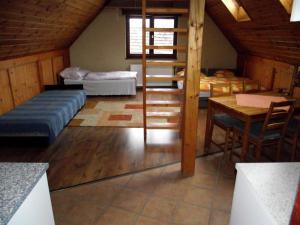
69,100,180,128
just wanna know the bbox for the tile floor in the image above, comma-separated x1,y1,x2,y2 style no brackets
51,154,236,225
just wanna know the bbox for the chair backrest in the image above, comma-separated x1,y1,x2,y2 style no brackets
243,80,260,93
231,80,244,94
210,83,232,97
260,100,295,139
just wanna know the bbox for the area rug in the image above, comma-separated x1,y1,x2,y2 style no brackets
69,100,180,128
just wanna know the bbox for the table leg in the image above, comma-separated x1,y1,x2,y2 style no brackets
204,100,213,153
241,117,251,161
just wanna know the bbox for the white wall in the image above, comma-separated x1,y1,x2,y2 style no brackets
70,7,237,71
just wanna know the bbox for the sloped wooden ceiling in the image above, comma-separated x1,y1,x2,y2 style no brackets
0,0,107,60
206,0,300,65
1,0,300,65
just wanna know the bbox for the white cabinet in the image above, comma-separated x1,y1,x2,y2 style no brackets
8,174,55,225
230,163,300,225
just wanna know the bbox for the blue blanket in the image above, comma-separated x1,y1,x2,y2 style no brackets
0,90,86,143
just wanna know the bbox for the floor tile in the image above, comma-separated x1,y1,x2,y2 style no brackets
216,177,235,197
212,192,233,212
84,182,120,206
95,207,137,225
135,216,172,225
160,163,182,180
55,199,104,225
126,173,161,194
195,157,220,175
209,210,230,225
153,179,188,201
183,186,214,208
105,175,132,187
187,173,218,189
112,188,149,213
142,197,177,222
174,203,210,225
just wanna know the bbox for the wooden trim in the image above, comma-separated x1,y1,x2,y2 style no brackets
0,49,68,70
181,0,205,176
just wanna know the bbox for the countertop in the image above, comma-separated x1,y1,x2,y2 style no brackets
0,163,48,225
236,163,300,225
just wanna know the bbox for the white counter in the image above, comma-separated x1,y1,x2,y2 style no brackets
230,163,300,225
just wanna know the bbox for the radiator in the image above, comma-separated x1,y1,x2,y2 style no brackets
130,64,174,87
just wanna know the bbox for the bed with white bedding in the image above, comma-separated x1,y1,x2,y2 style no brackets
61,68,137,96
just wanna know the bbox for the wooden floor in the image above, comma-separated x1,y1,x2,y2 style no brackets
0,91,297,190
0,91,222,190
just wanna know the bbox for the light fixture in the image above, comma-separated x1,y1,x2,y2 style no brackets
291,0,300,22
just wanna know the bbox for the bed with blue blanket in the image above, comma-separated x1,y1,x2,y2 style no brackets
0,90,86,144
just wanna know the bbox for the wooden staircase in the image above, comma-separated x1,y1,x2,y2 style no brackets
142,0,189,141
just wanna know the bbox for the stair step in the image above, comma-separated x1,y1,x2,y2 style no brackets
146,28,188,33
146,75,184,82
146,60,186,67
146,111,180,119
147,122,180,130
146,88,183,95
146,100,181,107
146,8,189,14
145,45,186,51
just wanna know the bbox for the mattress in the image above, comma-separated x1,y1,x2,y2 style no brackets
0,90,86,144
178,74,249,98
64,78,137,96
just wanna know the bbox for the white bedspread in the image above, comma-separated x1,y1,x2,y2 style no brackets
85,71,137,81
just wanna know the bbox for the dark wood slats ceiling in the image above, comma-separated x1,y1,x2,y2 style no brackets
206,0,300,65
1,0,300,65
0,0,107,60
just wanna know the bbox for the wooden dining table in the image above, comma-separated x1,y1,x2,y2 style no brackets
204,92,300,161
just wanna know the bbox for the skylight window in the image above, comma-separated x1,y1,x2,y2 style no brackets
290,0,300,22
279,0,293,14
221,0,251,22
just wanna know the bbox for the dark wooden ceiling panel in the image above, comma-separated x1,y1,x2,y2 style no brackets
1,0,300,65
206,0,300,65
0,0,107,60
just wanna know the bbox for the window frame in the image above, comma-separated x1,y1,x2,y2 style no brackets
126,14,178,59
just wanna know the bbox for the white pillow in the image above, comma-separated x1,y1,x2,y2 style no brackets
60,67,79,79
60,67,89,80
84,72,107,80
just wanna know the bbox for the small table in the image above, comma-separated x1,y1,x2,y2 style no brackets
204,93,300,161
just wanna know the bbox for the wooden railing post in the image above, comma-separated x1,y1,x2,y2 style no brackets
181,0,205,176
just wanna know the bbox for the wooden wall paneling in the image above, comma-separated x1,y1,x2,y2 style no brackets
243,55,294,91
52,56,65,84
9,62,41,106
294,87,300,98
39,59,55,86
0,49,69,112
0,69,14,115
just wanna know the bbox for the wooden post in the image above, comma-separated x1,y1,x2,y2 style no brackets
181,0,205,176
142,0,147,141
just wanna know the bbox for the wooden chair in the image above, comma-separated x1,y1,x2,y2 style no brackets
231,100,295,161
210,83,232,97
230,80,244,94
285,116,300,161
243,80,260,93
208,83,241,155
